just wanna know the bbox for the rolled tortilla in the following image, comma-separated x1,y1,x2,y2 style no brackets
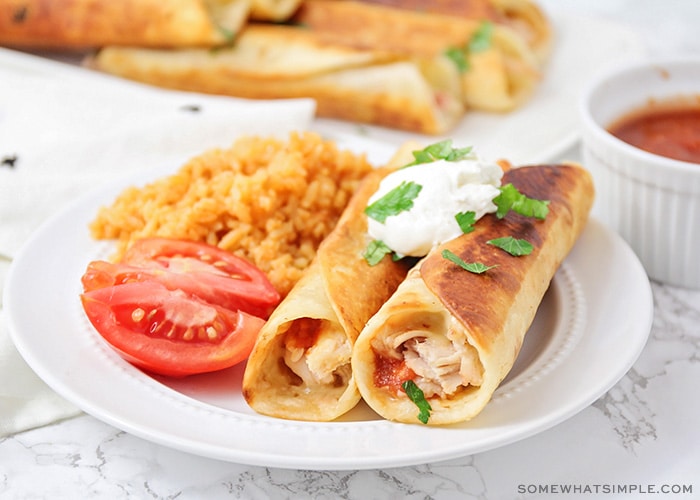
90,24,465,135
293,0,542,112
0,0,251,49
353,0,553,65
352,164,594,425
241,147,417,421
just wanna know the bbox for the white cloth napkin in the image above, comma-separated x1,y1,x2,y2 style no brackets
0,48,316,436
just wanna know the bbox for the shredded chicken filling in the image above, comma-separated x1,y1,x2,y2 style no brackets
377,313,484,398
283,323,352,387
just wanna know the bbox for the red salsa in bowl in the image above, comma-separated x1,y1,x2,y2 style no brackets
607,97,700,164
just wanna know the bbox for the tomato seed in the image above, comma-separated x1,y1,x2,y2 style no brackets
131,308,145,322
206,326,218,340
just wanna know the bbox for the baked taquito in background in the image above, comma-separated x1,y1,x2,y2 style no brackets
351,0,552,64
90,24,465,135
293,0,543,112
352,164,594,425
0,0,256,49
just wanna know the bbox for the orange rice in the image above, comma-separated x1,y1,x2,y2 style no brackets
89,131,374,296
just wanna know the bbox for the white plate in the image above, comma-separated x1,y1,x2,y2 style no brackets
5,159,653,470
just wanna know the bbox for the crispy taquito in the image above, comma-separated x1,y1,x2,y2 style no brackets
90,25,464,134
352,0,552,64
0,0,252,49
352,164,594,425
293,0,542,112
241,147,417,421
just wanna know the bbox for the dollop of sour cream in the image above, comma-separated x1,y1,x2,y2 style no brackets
367,157,503,257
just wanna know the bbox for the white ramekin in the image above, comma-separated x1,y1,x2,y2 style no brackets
579,57,700,289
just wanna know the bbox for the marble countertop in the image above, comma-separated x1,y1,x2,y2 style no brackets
2,1,699,499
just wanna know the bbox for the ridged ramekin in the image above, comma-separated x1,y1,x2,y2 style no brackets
579,57,700,289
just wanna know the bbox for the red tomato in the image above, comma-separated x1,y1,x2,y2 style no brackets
83,238,280,319
81,281,264,377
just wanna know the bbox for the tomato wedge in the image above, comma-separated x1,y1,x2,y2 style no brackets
81,281,264,377
83,238,280,319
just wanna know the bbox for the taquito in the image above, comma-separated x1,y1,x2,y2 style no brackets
0,0,251,49
352,164,594,425
90,25,465,134
293,0,541,112
241,147,417,421
353,0,553,64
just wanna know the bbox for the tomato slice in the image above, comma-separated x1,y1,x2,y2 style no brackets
82,260,159,290
83,238,281,319
81,281,264,377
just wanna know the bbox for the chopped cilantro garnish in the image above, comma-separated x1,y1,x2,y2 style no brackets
404,139,474,167
488,236,534,256
364,181,422,223
442,249,497,274
444,21,493,73
469,21,494,53
401,380,432,424
364,239,394,266
209,26,237,52
444,46,469,72
493,183,550,220
217,26,236,43
455,211,477,234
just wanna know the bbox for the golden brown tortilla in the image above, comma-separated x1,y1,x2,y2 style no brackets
0,0,251,49
293,0,542,111
352,164,594,425
241,146,418,421
351,0,553,64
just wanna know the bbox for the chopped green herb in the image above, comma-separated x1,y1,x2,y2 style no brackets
445,21,493,73
217,26,236,43
365,181,422,223
493,183,550,220
444,46,469,72
401,380,432,424
468,21,494,53
442,249,497,274
208,26,237,52
455,211,477,234
488,236,534,256
364,240,394,266
404,139,474,167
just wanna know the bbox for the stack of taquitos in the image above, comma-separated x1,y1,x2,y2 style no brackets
87,0,548,133
352,163,594,425
241,146,417,421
